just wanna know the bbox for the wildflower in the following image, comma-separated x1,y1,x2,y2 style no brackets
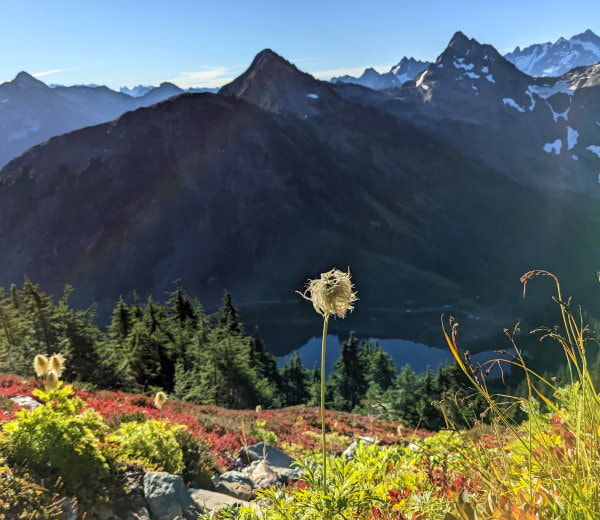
49,353,65,377
154,391,167,410
297,267,358,492
46,370,59,389
298,268,357,318
33,355,49,377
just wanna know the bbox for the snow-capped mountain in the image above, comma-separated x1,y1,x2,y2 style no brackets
505,29,600,77
121,84,218,97
331,68,402,89
120,85,155,97
389,57,430,83
379,31,600,190
331,58,430,90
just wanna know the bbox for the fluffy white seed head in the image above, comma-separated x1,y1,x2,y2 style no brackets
49,353,65,377
33,355,49,377
154,391,168,410
298,268,358,319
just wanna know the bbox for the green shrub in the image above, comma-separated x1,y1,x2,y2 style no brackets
0,459,65,520
2,384,110,508
251,420,278,445
0,396,13,414
110,419,184,474
175,429,217,488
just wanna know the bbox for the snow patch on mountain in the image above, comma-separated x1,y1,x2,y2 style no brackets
528,81,575,99
547,103,570,122
567,127,579,150
525,88,537,110
505,30,600,77
453,58,475,71
544,139,562,154
586,145,600,158
307,93,319,99
503,98,525,113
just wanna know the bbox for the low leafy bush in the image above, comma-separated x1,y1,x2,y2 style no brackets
175,428,217,488
251,419,278,445
110,419,184,474
2,384,110,507
0,458,65,520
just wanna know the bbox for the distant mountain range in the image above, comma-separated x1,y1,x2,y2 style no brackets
333,29,600,89
1,30,598,171
1,30,599,353
505,29,600,77
119,84,218,97
0,74,218,168
331,58,430,89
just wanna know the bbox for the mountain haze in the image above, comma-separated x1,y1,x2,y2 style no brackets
0,75,213,168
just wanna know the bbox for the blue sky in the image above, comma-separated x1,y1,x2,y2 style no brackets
0,0,597,89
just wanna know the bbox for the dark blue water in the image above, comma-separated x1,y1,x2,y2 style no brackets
279,335,514,376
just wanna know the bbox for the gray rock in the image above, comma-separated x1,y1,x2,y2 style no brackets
190,488,250,511
240,442,294,468
10,395,41,410
108,469,151,520
271,465,304,483
342,436,377,460
212,471,254,501
143,472,201,520
250,460,279,489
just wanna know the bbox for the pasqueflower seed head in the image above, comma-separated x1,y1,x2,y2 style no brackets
298,268,357,319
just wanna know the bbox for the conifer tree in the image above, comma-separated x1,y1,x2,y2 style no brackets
109,296,132,341
280,351,310,406
328,332,368,411
364,342,396,392
387,364,421,426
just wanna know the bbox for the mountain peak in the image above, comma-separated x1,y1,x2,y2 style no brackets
446,31,482,55
389,57,430,82
246,49,298,75
363,67,378,75
156,82,181,90
13,71,47,88
505,29,600,76
575,28,600,43
436,31,498,65
220,49,342,116
449,31,472,46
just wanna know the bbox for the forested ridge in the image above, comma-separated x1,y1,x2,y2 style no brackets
2,279,599,431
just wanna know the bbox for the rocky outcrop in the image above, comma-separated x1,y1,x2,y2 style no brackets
342,436,377,460
212,471,254,501
249,460,279,489
190,488,250,511
10,396,41,410
239,442,294,468
143,472,201,520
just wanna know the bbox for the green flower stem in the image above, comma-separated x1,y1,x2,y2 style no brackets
320,313,329,491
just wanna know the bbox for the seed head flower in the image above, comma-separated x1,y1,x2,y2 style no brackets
298,268,358,318
33,355,49,377
49,353,65,377
46,370,59,389
154,391,168,410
